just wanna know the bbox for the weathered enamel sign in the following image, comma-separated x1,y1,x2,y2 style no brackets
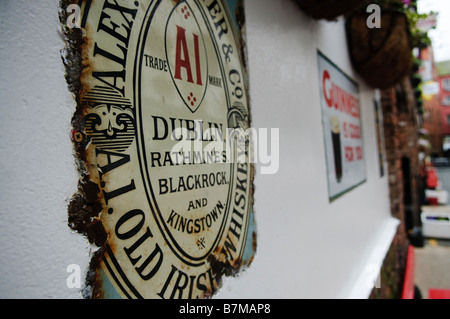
61,0,255,299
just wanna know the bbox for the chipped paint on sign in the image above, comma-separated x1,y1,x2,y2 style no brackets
60,0,255,299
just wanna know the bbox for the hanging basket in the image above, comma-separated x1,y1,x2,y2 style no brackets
346,8,413,89
294,0,365,21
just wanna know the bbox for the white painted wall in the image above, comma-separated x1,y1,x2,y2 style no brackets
0,0,90,299
216,0,398,299
0,0,397,299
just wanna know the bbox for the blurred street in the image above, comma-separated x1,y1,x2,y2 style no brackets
414,166,450,299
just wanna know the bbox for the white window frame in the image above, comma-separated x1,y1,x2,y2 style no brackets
443,78,450,92
443,95,450,106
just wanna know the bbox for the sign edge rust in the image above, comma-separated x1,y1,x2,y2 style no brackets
59,0,256,299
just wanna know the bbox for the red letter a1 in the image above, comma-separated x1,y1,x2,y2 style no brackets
174,25,202,85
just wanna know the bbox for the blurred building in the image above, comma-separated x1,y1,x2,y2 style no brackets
437,60,450,155
420,46,443,157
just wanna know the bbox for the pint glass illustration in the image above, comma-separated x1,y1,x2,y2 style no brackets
330,115,342,182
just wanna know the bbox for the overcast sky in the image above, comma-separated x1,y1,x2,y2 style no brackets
418,0,450,62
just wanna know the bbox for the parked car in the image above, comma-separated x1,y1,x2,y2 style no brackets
431,157,450,167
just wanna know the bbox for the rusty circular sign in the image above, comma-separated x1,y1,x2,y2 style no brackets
63,0,255,299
